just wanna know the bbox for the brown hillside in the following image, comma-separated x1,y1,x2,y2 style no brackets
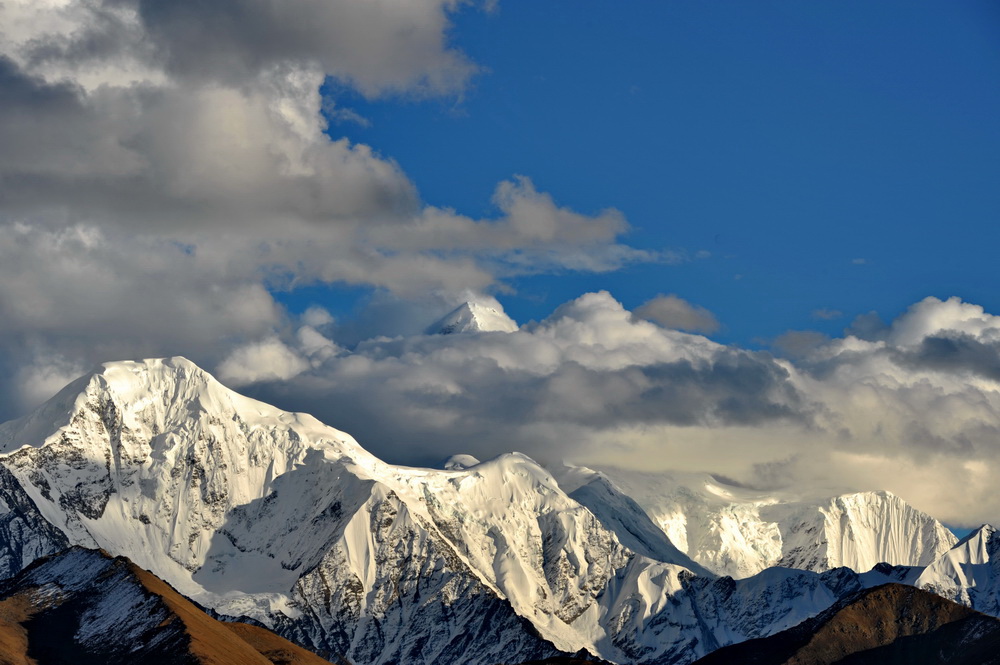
693,583,1000,665
224,622,335,665
130,563,334,665
0,548,337,665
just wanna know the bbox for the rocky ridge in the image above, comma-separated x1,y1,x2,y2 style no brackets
0,358,996,664
556,465,957,579
0,546,335,664
691,583,1000,665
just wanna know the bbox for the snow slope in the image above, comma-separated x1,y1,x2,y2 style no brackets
427,301,519,334
0,357,994,665
560,465,957,578
916,525,1000,614
0,359,561,664
0,546,334,664
0,358,705,664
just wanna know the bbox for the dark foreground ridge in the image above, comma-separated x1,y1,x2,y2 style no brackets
0,546,336,665
692,582,1000,665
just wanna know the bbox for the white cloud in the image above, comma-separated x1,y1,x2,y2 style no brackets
12,353,88,414
811,308,843,321
301,307,335,329
218,292,1000,527
888,296,1000,347
370,176,657,275
0,0,663,418
242,291,805,467
216,338,310,387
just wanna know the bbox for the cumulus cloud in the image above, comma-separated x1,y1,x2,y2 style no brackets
131,0,479,95
771,330,830,360
0,0,661,412
239,291,808,467
216,338,310,387
7,1,1000,528
634,294,720,333
213,292,1000,527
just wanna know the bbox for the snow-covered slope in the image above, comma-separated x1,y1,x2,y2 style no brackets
0,546,334,664
427,301,519,334
0,357,994,665
0,359,564,664
0,357,713,665
916,525,1000,614
559,465,957,578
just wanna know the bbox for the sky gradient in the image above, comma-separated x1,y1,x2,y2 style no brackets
2,1,1000,527
314,1,1000,344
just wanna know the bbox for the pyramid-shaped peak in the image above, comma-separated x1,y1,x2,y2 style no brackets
0,356,315,456
427,301,518,335
81,356,234,408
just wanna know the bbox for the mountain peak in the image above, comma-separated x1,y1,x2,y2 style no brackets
443,454,481,470
427,301,519,335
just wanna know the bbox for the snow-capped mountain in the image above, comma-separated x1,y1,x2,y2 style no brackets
692,583,1000,665
0,357,996,665
0,358,711,664
558,465,957,578
0,358,565,664
0,547,334,664
915,525,1000,614
427,301,519,334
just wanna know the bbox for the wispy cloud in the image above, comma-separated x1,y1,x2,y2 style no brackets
635,294,720,333
811,308,843,321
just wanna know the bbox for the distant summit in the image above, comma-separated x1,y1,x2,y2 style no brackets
5,357,1000,665
427,301,519,335
443,454,481,470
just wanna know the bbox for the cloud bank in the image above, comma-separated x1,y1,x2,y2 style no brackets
0,0,654,411
212,293,1000,527
4,1,1000,528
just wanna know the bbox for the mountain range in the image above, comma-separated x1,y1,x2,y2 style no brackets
0,357,996,664
691,583,1000,665
0,546,334,664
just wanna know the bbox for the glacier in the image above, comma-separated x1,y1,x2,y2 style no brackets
0,357,996,665
558,465,957,579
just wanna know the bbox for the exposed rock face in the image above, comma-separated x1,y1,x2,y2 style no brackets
427,301,519,334
0,547,336,665
558,465,957,579
0,465,70,579
690,583,1000,665
0,357,999,665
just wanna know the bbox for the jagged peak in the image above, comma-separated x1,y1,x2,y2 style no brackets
427,301,519,335
1,357,238,443
0,356,369,466
947,523,1000,562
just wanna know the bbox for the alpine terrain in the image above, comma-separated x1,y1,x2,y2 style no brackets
691,583,1000,665
554,466,958,579
0,546,335,664
426,301,520,335
0,357,996,664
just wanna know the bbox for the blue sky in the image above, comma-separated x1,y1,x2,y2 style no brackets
7,0,1000,524
300,0,1000,346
